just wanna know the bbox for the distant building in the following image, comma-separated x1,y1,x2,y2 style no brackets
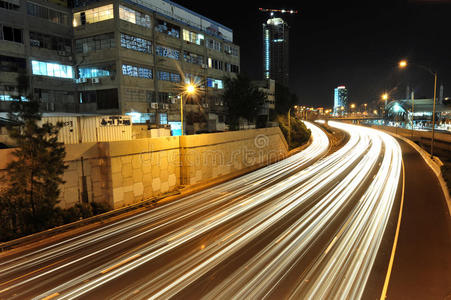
386,98,450,124
262,17,289,87
334,86,348,115
252,79,275,127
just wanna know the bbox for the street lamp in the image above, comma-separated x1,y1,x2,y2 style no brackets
399,60,438,158
399,60,407,68
180,83,196,136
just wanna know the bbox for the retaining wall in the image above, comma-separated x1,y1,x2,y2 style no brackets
0,127,289,209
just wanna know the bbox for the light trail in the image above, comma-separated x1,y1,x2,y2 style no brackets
0,121,403,300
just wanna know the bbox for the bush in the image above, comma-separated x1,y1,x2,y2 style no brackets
277,114,311,149
0,201,111,242
58,201,111,224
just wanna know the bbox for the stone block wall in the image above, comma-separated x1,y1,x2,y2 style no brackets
0,127,288,209
107,136,180,208
60,142,111,209
180,127,288,185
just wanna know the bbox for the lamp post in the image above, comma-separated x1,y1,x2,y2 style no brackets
180,83,196,136
411,91,415,138
431,72,437,158
287,105,298,146
399,60,438,158
382,93,388,107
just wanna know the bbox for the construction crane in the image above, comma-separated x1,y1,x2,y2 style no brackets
259,8,298,15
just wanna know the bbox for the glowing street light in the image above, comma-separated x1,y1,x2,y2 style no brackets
180,83,196,136
399,60,407,68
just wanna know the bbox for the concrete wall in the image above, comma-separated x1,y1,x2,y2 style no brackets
108,136,180,208
0,127,288,209
180,127,287,185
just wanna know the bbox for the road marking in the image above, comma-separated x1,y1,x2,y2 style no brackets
380,158,405,299
41,292,59,300
100,254,141,274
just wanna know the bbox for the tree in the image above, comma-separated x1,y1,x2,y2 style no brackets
222,74,267,130
0,100,67,240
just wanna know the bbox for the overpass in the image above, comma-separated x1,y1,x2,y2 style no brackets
326,116,383,121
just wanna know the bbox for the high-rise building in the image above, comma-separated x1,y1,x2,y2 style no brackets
334,86,348,115
0,0,240,132
262,17,289,87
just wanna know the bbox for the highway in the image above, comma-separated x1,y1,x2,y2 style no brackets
0,121,403,300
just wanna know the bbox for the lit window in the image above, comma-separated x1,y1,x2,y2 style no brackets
119,5,151,28
79,67,110,78
207,78,223,89
31,60,73,79
158,71,180,82
73,4,113,27
122,64,153,79
120,33,152,54
155,19,180,38
207,58,223,70
155,45,179,60
182,29,204,45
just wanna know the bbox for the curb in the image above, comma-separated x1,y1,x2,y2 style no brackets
380,129,451,216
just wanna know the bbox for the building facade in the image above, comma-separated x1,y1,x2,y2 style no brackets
334,85,348,115
262,17,289,87
252,79,275,127
0,0,240,133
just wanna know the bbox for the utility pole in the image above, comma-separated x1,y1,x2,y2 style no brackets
431,72,437,158
410,91,415,140
288,107,291,146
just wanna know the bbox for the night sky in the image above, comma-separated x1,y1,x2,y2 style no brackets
176,0,451,108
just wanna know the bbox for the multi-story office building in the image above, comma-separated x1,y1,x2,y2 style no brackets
0,0,240,132
0,0,74,112
262,17,289,87
334,85,348,115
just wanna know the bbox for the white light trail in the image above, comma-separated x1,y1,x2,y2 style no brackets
0,121,402,300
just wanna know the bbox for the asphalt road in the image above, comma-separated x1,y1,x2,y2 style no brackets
386,138,451,300
0,121,403,299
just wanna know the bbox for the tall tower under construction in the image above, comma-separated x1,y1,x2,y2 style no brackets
262,17,290,87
